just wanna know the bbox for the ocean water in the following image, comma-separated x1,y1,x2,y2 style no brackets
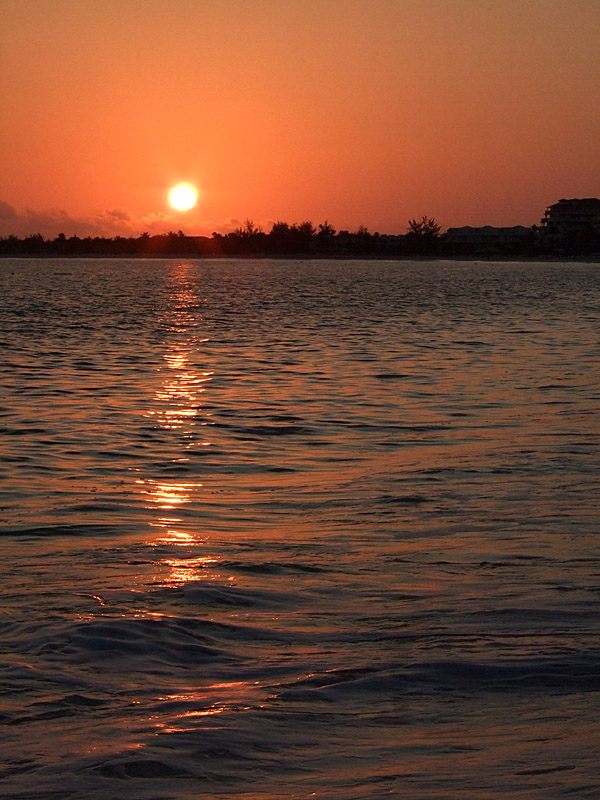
0,257,598,800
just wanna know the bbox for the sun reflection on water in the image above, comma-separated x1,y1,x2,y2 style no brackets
134,483,220,585
151,684,257,734
135,262,219,585
144,261,214,435
163,554,218,583
137,478,197,509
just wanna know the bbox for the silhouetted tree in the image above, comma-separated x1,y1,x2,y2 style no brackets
235,219,262,237
225,219,266,253
315,221,336,254
406,216,441,254
407,216,441,238
269,221,291,252
318,220,336,237
268,221,316,254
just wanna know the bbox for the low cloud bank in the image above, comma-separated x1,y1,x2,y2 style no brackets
0,201,240,239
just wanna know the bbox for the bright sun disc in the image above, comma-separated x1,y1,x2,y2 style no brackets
169,184,197,211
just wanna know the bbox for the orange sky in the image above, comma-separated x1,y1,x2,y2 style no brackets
1,0,599,238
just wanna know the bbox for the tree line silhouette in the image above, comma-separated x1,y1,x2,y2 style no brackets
0,215,597,258
0,218,441,258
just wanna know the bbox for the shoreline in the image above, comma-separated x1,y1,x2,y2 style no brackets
1,253,598,263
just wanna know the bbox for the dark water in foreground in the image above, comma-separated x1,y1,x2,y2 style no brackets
0,258,599,799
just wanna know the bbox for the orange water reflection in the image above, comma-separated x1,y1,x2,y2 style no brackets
137,263,218,584
138,478,195,510
145,261,213,435
135,477,217,584
151,683,258,734
146,343,213,432
134,472,219,585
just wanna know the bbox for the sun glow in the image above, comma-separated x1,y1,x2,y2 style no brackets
169,184,197,211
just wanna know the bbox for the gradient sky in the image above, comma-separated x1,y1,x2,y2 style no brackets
1,0,599,238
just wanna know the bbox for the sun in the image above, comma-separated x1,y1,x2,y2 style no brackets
169,184,197,211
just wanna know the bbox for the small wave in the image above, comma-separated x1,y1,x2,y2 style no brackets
179,583,303,609
231,423,314,438
516,764,575,776
377,493,429,505
275,654,600,702
9,614,300,671
67,617,227,663
221,559,328,575
96,759,194,779
4,427,48,436
0,523,134,538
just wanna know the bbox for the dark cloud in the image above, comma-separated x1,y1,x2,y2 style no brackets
104,207,134,222
0,202,243,239
0,201,17,220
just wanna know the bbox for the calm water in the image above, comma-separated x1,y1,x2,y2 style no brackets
0,258,599,800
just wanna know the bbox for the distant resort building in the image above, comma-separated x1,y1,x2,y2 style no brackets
443,225,534,256
539,198,600,250
444,199,600,256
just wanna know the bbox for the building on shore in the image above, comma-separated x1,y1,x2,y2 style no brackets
443,225,534,256
539,198,600,253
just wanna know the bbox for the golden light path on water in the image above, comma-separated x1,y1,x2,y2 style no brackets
138,262,218,585
131,263,255,732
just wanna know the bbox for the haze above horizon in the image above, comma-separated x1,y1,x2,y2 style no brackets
1,0,599,239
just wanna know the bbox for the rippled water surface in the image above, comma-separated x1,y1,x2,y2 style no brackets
1,258,599,799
